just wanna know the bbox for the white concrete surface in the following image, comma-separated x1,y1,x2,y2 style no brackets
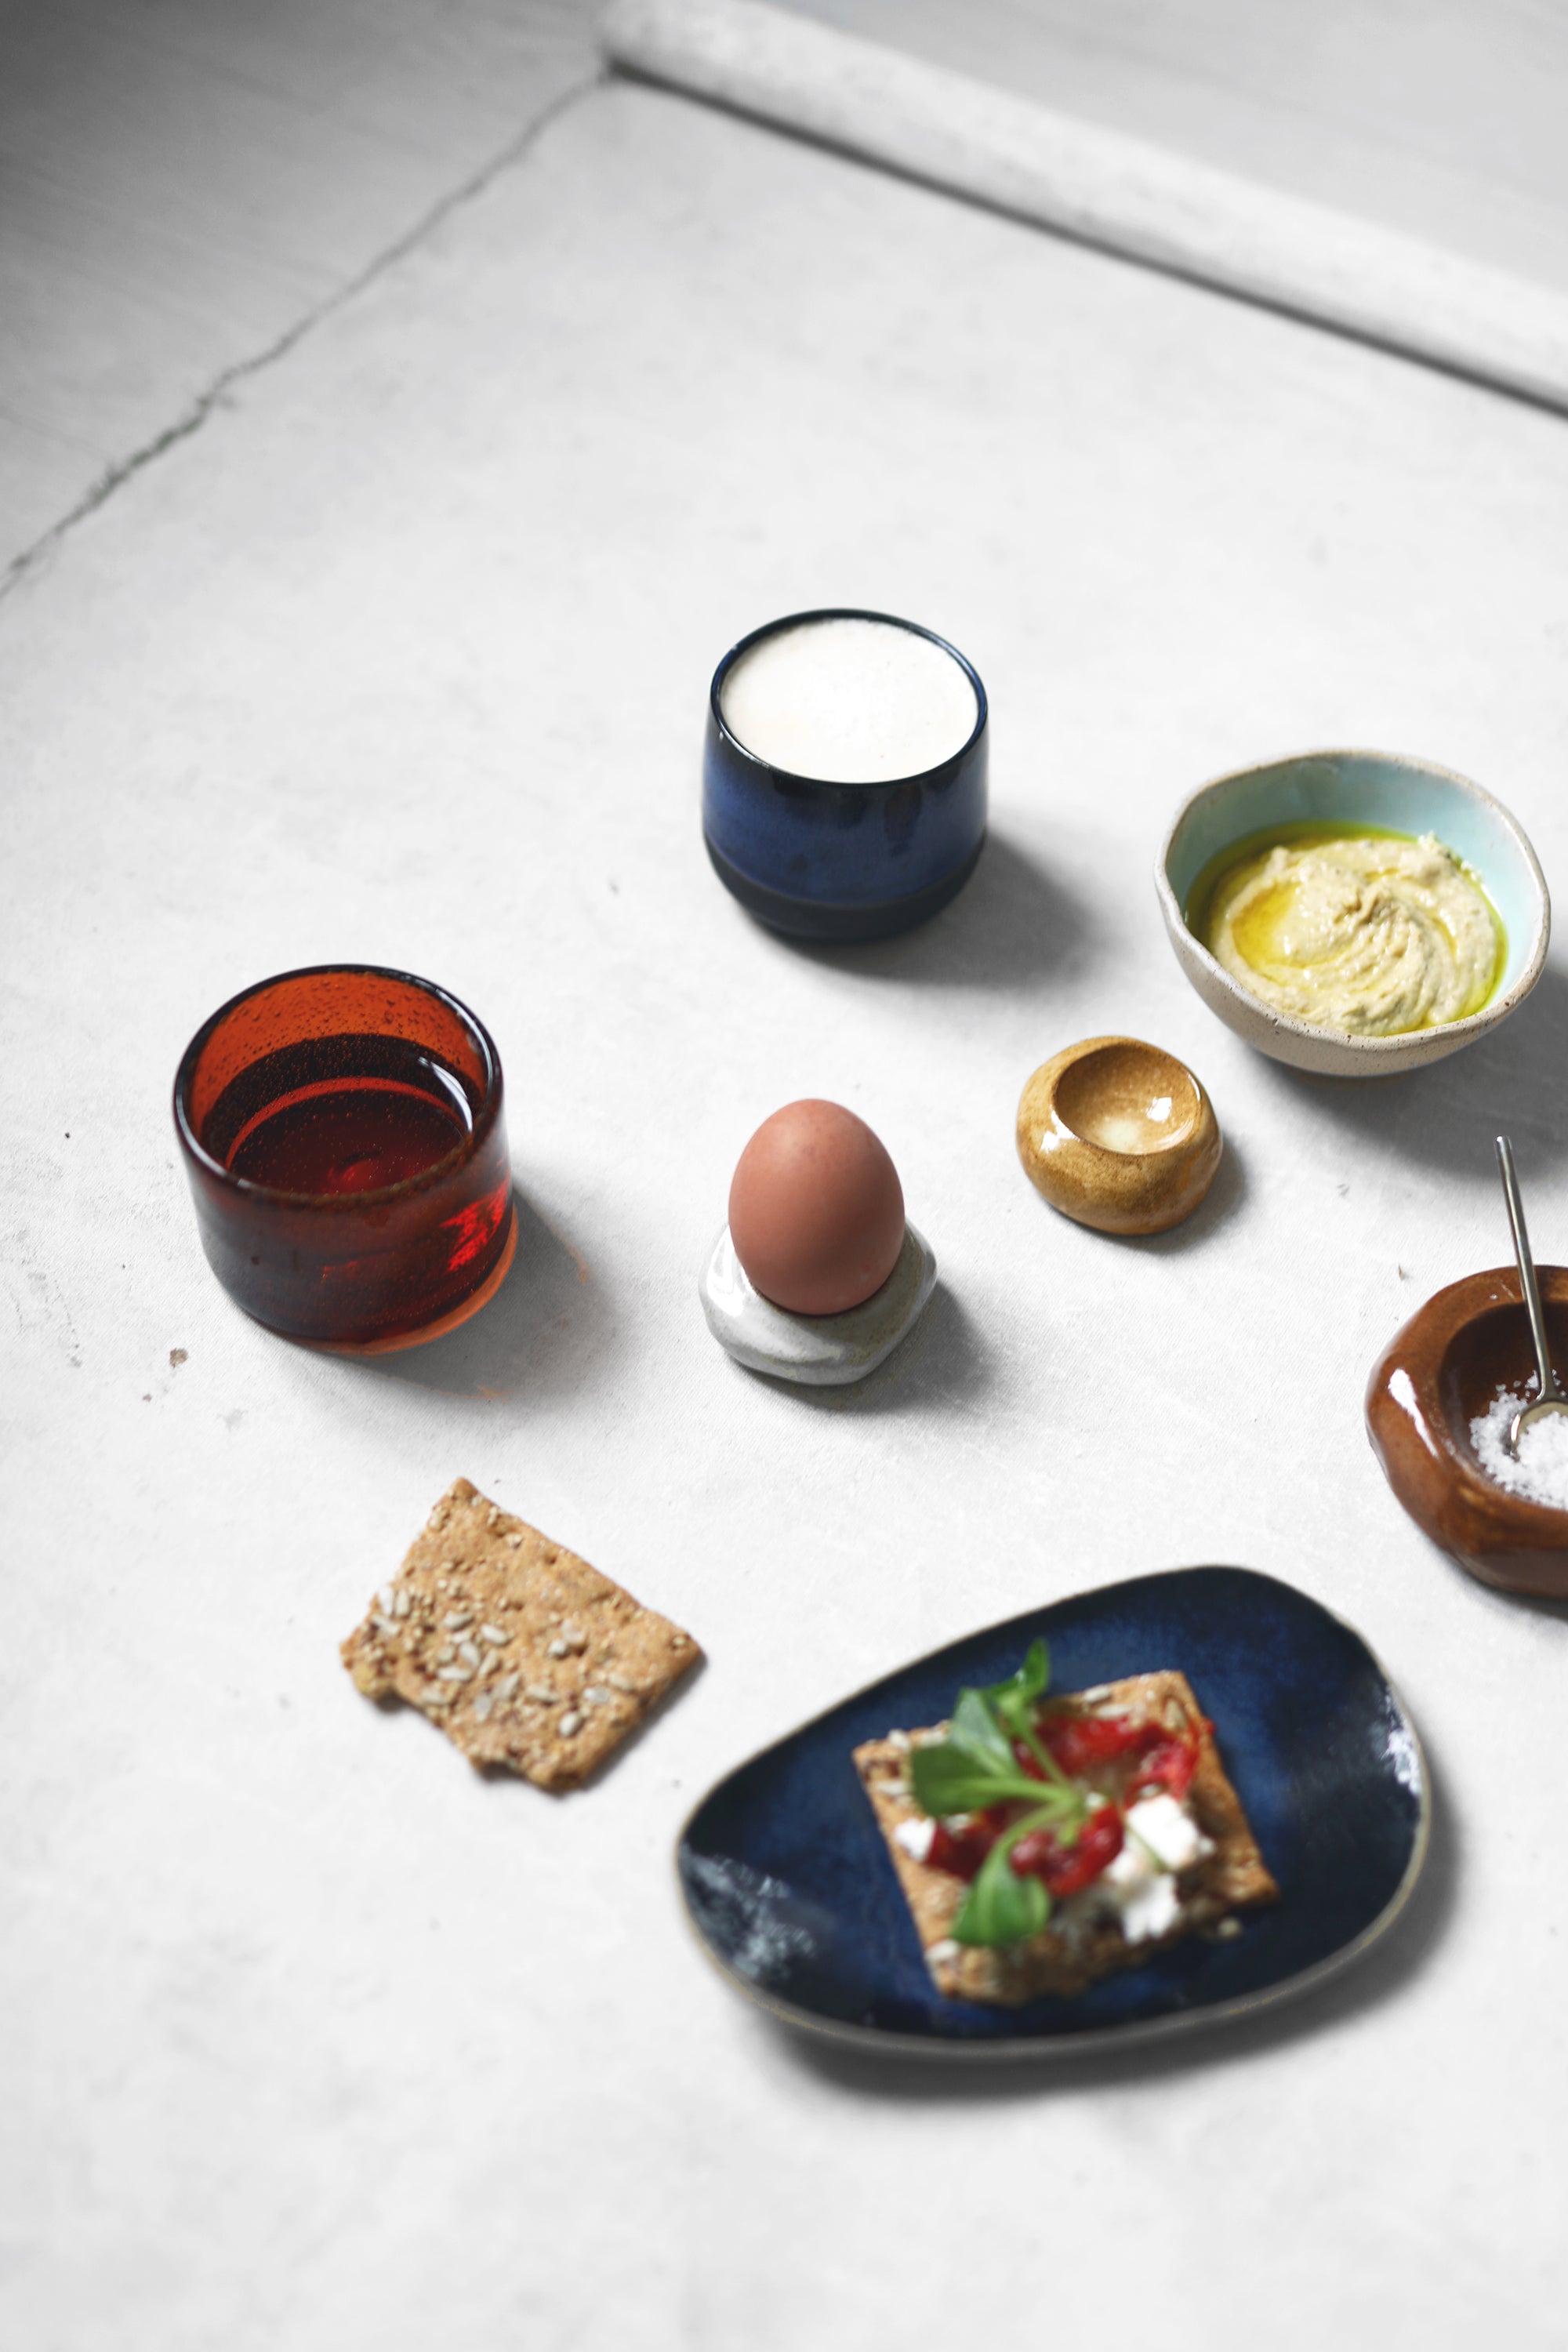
10,1,1568,565
5,67,1568,2352
0,0,604,560
793,0,1568,293
608,0,1568,415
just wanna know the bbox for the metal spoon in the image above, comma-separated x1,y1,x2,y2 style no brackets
1495,1134,1568,1456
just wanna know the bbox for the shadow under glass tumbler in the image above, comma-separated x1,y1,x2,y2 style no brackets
173,964,515,1351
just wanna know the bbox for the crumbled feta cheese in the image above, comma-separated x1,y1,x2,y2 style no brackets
1120,1871,1183,1944
1065,1798,1209,1944
1098,1841,1155,1902
1124,1793,1214,1871
894,1817,935,1862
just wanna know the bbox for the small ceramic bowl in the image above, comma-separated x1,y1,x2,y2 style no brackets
702,608,988,943
1016,1036,1221,1236
700,1223,937,1385
1366,1266,1568,1599
1156,750,1550,1076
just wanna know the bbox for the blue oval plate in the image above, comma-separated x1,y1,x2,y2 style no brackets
677,1566,1428,2055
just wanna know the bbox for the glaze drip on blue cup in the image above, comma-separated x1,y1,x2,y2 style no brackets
703,608,989,943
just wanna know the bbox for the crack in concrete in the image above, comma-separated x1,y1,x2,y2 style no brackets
1,67,607,604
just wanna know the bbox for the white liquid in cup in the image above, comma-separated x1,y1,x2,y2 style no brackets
720,617,978,785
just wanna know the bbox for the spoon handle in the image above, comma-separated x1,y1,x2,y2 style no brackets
1497,1134,1561,1403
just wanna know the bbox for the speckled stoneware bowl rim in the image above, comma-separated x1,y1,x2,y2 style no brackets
709,607,988,789
673,1565,1431,2060
1154,749,1551,1062
1374,1265,1568,1542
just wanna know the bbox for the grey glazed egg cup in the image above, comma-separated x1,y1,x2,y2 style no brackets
700,1224,937,1385
1155,750,1550,1077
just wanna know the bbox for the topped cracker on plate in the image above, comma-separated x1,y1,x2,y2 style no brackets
855,1646,1276,2005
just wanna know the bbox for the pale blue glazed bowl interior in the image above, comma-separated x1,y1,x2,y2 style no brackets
1165,752,1543,999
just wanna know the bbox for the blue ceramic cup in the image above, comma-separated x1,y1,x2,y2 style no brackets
702,608,989,943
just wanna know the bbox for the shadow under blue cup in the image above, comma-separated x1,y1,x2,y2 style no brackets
703,608,989,944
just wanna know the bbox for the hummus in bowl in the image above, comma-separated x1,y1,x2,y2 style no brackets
1156,751,1549,1077
1192,828,1502,1039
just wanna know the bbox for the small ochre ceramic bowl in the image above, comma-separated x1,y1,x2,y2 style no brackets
1016,1036,1221,1236
1367,1265,1568,1599
702,608,988,944
1156,750,1549,1076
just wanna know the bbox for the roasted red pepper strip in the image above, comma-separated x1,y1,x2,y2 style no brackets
1009,1803,1124,1897
925,1818,998,1882
1127,1735,1200,1801
1036,1713,1150,1776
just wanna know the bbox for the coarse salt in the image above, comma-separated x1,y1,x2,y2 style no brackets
1469,1386,1568,1510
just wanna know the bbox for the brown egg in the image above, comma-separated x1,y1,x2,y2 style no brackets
728,1100,906,1316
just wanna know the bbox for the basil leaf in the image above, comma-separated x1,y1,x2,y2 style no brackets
951,1831,1051,1947
909,1747,1078,1818
950,1686,1013,1766
984,1637,1050,1715
987,1646,1062,1769
910,1743,1021,1817
910,1651,1064,1817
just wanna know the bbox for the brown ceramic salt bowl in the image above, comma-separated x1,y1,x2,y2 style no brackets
1015,1036,1222,1236
1366,1265,1568,1599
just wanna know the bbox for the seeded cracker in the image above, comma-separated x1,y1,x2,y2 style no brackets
342,1479,700,1790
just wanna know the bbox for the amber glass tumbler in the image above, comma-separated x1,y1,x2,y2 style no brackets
173,965,514,1349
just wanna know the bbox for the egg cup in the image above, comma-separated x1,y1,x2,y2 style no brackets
702,609,988,944
1016,1036,1221,1236
699,1223,938,1385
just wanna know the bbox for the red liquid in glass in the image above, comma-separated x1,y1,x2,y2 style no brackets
229,1075,469,1193
176,973,512,1347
